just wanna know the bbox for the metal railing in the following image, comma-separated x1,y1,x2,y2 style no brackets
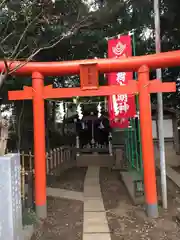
124,117,143,173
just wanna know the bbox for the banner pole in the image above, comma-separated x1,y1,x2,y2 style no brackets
154,0,167,209
131,31,143,171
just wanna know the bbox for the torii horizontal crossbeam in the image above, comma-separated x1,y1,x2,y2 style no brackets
8,80,176,100
2,50,180,76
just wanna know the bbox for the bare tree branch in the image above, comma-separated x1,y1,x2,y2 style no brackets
0,31,15,45
0,0,45,86
10,11,43,59
0,0,124,87
0,0,7,9
8,15,95,75
14,45,28,59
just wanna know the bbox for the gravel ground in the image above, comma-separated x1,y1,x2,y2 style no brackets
47,167,87,192
31,197,83,240
172,166,180,174
31,167,86,240
31,166,180,240
100,167,180,240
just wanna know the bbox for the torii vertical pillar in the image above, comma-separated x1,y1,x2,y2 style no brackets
138,65,158,218
32,72,47,219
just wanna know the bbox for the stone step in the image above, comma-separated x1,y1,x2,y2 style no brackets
84,198,105,212
83,233,111,240
83,166,110,238
84,179,99,185
84,189,102,198
77,155,114,167
83,212,109,233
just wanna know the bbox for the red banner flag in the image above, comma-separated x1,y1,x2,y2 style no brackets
107,35,136,128
110,118,129,129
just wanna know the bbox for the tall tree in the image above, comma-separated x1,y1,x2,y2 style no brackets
2,0,180,151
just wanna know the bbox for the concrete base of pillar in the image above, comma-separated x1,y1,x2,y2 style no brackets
36,204,47,220
146,203,159,218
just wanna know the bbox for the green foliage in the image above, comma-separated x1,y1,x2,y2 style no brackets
22,208,37,226
0,0,89,59
1,0,180,150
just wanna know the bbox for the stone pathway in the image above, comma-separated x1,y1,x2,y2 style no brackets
45,166,111,239
31,166,180,240
83,166,111,240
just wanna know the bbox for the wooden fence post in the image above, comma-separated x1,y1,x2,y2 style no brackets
50,150,53,173
46,152,49,175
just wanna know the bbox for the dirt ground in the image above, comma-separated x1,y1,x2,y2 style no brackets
47,167,87,192
100,167,180,240
31,167,180,240
172,166,180,174
31,167,87,240
31,197,83,240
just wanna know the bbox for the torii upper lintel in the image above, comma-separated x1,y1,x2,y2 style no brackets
1,50,180,76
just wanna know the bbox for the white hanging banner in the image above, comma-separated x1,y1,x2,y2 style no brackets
55,101,65,123
97,102,102,118
76,104,83,120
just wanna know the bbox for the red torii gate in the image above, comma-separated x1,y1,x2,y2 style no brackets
3,50,179,219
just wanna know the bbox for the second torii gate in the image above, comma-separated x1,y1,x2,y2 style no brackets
5,50,179,219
